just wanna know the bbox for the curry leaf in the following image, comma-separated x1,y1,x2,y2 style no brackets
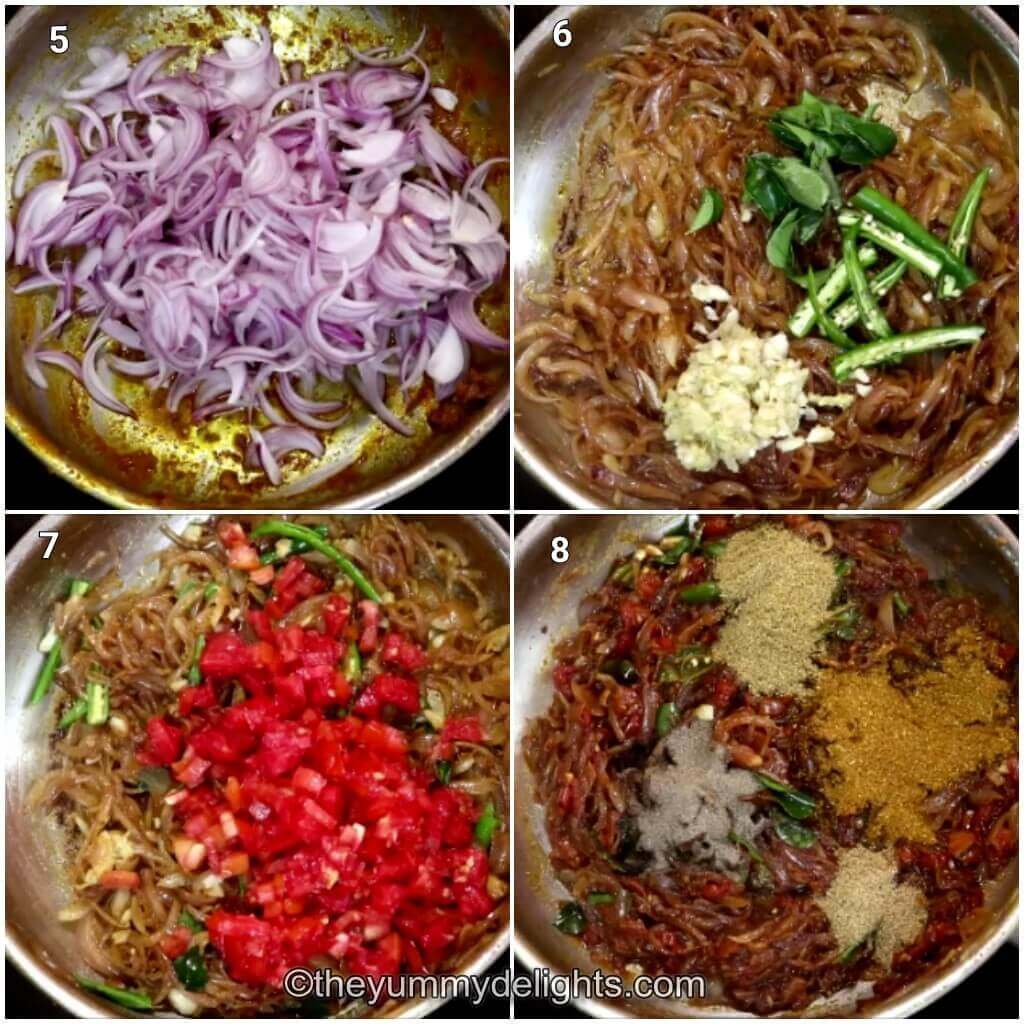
687,187,724,234
754,772,817,819
772,808,817,848
743,154,792,222
766,209,801,271
770,157,830,210
554,901,587,935
771,91,897,167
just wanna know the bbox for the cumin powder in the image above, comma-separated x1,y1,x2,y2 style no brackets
713,525,837,696
810,627,1016,844
815,846,926,969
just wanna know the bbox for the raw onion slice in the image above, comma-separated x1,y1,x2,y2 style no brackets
8,27,507,485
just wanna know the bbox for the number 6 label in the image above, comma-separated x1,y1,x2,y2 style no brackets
551,536,569,563
553,19,572,48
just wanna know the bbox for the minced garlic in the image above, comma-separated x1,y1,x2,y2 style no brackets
663,306,847,473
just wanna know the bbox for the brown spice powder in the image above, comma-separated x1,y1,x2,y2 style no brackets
810,627,1016,844
815,846,927,969
713,524,837,697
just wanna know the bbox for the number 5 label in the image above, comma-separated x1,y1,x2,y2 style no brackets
50,25,69,54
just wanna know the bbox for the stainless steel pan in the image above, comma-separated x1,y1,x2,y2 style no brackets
6,513,510,1017
6,6,510,509
513,513,1018,1017
513,6,1019,510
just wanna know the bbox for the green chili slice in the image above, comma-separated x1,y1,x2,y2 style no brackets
678,581,721,604
938,166,990,299
474,802,498,848
842,224,891,339
187,635,206,686
58,697,88,729
29,641,62,705
851,187,976,289
85,679,109,726
655,702,680,737
173,947,209,991
832,324,984,380
76,977,153,1011
252,521,381,601
344,641,362,680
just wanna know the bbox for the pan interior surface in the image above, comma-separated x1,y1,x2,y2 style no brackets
6,5,509,508
513,514,1018,1018
5,514,510,1017
513,5,1019,510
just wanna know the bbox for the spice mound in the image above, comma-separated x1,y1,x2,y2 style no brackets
810,627,1016,843
633,718,762,879
815,846,927,969
713,524,838,696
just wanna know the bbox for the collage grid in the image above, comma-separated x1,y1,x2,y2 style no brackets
3,3,1020,1022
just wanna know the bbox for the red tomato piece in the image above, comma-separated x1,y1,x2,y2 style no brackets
138,716,184,766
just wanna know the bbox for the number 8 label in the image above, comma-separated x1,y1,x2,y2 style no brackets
551,536,569,563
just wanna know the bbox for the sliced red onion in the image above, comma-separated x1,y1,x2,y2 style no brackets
246,426,282,485
450,194,498,245
425,322,466,384
61,51,131,101
348,27,427,68
448,291,506,349
14,179,69,263
12,148,58,199
9,27,507,482
431,87,458,111
344,130,405,169
245,424,324,485
36,350,85,382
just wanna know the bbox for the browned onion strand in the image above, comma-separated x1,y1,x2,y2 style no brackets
515,7,1018,508
31,515,508,1017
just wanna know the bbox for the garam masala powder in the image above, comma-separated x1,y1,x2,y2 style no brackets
809,626,1016,844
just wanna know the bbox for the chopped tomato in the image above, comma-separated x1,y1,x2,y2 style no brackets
948,830,976,857
441,716,484,744
353,673,421,718
358,600,380,653
140,563,495,991
138,716,185,766
380,632,428,672
179,681,217,716
552,662,578,697
250,565,275,587
700,515,734,539
217,521,247,547
228,544,261,572
159,926,192,959
199,631,253,682
635,570,662,602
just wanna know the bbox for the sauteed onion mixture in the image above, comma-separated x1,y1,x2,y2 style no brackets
517,7,1017,507
30,516,508,1016
526,515,1017,1013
